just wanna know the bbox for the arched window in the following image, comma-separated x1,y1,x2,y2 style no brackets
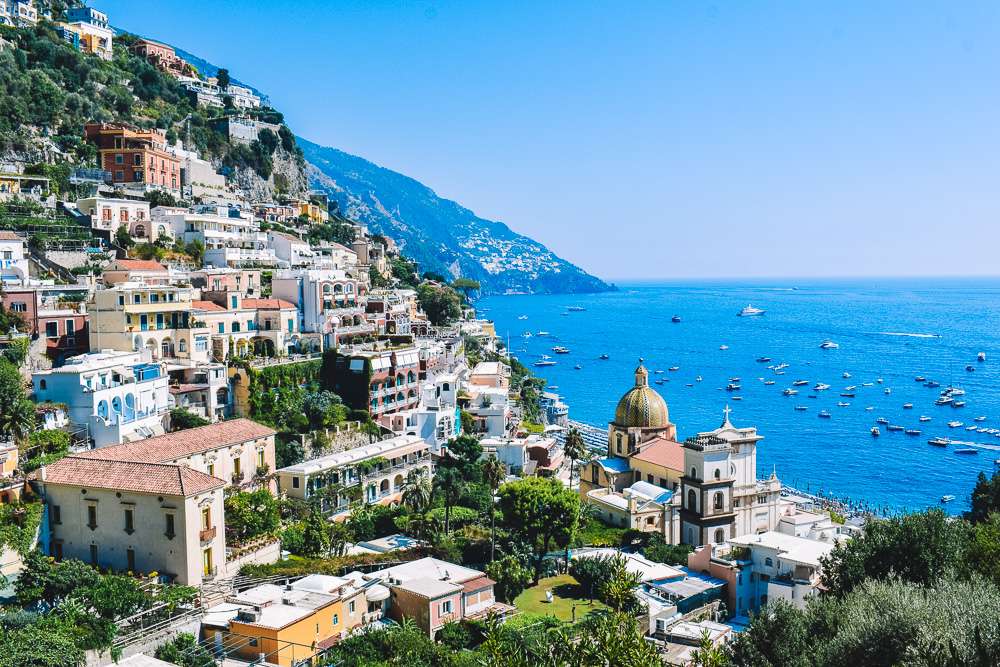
112,396,122,413
687,528,694,544
714,468,721,480
161,339,173,357
322,284,332,295
691,467,697,479
97,400,109,419
134,223,146,238
715,528,725,544
760,594,768,606
765,557,773,567
178,338,187,353
39,380,46,390
714,492,724,510
334,283,344,294
687,489,697,511
133,335,142,350
443,383,450,391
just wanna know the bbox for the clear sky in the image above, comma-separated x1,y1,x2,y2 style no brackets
103,1,999,280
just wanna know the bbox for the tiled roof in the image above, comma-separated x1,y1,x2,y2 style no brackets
461,576,496,594
75,419,276,464
110,259,167,271
0,231,21,241
169,384,209,394
37,457,223,496
270,231,306,244
191,300,226,311
630,438,684,472
242,298,296,310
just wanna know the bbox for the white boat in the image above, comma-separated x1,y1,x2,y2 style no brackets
838,401,850,406
948,421,963,428
537,331,549,336
843,372,851,378
946,389,966,396
979,352,986,362
696,376,702,381
919,416,931,422
966,425,978,431
782,388,799,396
719,345,729,350
738,304,766,317
523,332,532,338
941,495,955,503
820,339,839,349
885,389,891,394
533,360,556,367
814,383,831,390
866,407,874,410
518,316,528,320
871,427,880,436
975,416,986,422
877,378,884,383
862,382,873,387
903,403,913,409
845,385,856,391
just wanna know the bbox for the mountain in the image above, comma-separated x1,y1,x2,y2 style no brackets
300,138,612,295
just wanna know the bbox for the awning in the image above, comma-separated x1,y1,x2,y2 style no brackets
544,424,567,432
366,584,390,601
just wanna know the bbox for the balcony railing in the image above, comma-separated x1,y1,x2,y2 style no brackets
202,566,218,580
200,526,217,542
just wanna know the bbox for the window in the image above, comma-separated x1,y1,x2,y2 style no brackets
134,293,141,304
2,251,10,260
134,154,142,165
86,504,97,527
115,170,123,181
178,339,187,353
288,318,294,332
714,492,724,510
124,508,134,532
231,296,237,308
10,301,25,312
66,320,75,335
202,507,211,530
127,549,136,571
349,600,355,614
647,474,653,484
114,137,122,149
213,279,221,290
90,544,98,565
195,337,208,351
115,154,123,164
51,505,61,524
688,489,697,511
46,321,58,338
292,477,300,489
715,528,725,544
207,463,215,477
691,467,697,479
592,466,599,483
231,322,240,332
258,451,264,468
714,469,721,480
218,323,225,333
440,600,452,615
333,614,339,626
52,541,63,561
764,557,773,567
203,548,213,576
119,294,125,306
165,513,175,536
233,457,241,476
39,379,46,390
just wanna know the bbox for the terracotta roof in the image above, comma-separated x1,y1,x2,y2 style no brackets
75,419,276,464
241,298,296,310
169,383,209,394
191,300,226,311
0,231,21,241
630,438,685,472
109,259,167,271
461,576,496,594
37,457,223,496
269,231,306,244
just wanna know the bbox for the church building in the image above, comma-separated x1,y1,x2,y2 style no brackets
579,361,783,546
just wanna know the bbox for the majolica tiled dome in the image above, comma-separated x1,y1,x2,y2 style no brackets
614,361,669,428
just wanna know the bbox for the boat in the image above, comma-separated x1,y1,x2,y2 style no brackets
871,427,880,436
862,382,874,387
843,372,851,378
887,425,904,431
669,366,680,371
975,416,987,422
561,312,569,316
979,352,986,362
756,357,771,362
841,393,855,397
820,339,839,349
808,394,818,398
915,376,926,382
903,403,913,409
696,376,702,381
654,370,664,374
573,365,582,370
671,316,681,323
732,396,743,400
838,401,850,406
775,371,785,375
655,379,664,385
782,388,799,396
686,383,693,386
877,378,884,383
719,345,729,350
793,380,809,386
952,401,966,408
877,418,889,424
523,332,532,338
599,354,609,360
925,381,940,388
845,385,856,391
533,360,557,367
795,406,808,411
885,389,891,394
518,316,528,320
819,411,832,418
814,383,831,390
944,389,965,396
730,377,741,382
928,439,948,447
776,363,790,370
552,346,565,352
955,448,978,454
726,384,741,391
541,354,552,359
935,397,953,405
941,495,956,502
995,458,1000,464
538,331,550,336
948,421,963,428
905,429,920,435
919,416,931,422
554,348,570,354
737,305,766,317
764,381,775,386
866,406,874,410
967,365,976,372
567,306,586,312
978,428,989,433
966,425,978,431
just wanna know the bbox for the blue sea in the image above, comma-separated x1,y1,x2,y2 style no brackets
477,278,1000,513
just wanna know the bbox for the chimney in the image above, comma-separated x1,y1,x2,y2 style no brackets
38,465,47,482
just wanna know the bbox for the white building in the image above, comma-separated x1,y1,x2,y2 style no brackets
271,268,368,348
0,231,28,284
76,197,152,238
380,404,460,453
32,349,169,448
480,434,562,477
268,231,314,267
726,531,834,612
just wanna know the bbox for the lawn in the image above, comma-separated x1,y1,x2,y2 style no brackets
512,574,610,622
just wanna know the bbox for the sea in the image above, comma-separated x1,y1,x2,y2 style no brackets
476,278,1000,514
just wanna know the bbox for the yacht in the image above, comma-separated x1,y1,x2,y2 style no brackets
946,389,966,396
941,495,956,502
925,381,940,388
820,339,839,349
737,304,766,317
862,382,874,387
554,348,570,354
887,425,904,431
948,421,963,428
877,417,889,424
843,372,851,378
978,428,989,433
654,370,664,374
671,316,681,323
533,360,556,367
838,401,850,406
719,345,729,350
978,352,986,362
756,357,771,363
975,416,987,422
935,397,953,405
966,425,978,431
903,404,913,409
928,439,948,447
952,401,966,408
915,376,926,382
814,383,831,390
793,380,809,386
845,385,856,391
905,429,920,436
764,381,775,386
655,379,664,385
669,366,680,371
871,427,880,436
819,411,832,418
776,363,790,370
726,384,741,391
599,354,609,360
919,416,931,422
782,388,799,396
567,306,586,312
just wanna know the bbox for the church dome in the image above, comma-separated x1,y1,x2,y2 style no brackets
614,361,669,428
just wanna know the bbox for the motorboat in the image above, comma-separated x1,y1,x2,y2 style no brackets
877,378,884,383
905,429,920,436
978,428,989,433
948,421,963,428
567,306,586,312
669,366,680,371
871,427,880,436
820,339,839,349
719,345,729,350
862,382,874,387
915,376,926,382
729,377,741,382
764,381,775,385
696,376,702,381
793,380,809,386
523,332,532,338
782,388,799,396
877,417,889,424
838,401,850,407
776,363,790,370
795,406,808,411
944,388,966,396
952,401,966,408
919,416,931,422
538,331,550,336
967,365,976,372
975,416,986,422
738,304,766,317
655,379,664,385
903,403,913,409
935,397,953,405
518,315,528,320
845,386,856,391
756,357,771,362
841,393,855,397
928,439,948,447
554,348,570,354
599,354,609,360
732,396,743,400
843,372,851,378
955,448,978,454
866,406,874,410
966,425,978,431
941,495,956,502
887,425,904,431
671,316,681,323
809,394,818,398
885,389,891,394
775,371,785,375
979,352,986,362
925,381,940,388
727,384,741,391
533,360,556,367
573,365,582,370
819,411,832,418
814,383,831,390
655,370,664,374
686,383,693,386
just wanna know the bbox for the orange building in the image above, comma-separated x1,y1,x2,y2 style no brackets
84,123,181,194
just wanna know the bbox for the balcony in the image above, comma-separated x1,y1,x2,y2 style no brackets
202,566,218,581
200,526,217,542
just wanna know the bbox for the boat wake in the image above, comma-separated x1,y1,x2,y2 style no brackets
872,332,942,338
948,441,1000,451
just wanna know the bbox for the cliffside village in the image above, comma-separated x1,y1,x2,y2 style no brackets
0,4,868,664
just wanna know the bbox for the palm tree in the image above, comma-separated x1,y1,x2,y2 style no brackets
563,427,586,491
482,455,506,561
401,467,432,513
433,467,465,536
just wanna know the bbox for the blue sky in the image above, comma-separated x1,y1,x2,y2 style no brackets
103,1,999,279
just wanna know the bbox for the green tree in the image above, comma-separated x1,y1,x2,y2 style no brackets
15,548,51,606
444,433,483,474
326,520,352,558
482,455,506,561
301,509,330,558
215,68,230,90
644,533,694,565
433,466,466,535
87,574,149,619
563,427,586,490
964,512,1000,588
485,556,531,604
450,277,481,299
569,554,616,599
43,559,99,604
185,239,205,264
114,224,134,249
0,359,34,441
499,477,580,583
967,470,1000,525
154,632,217,667
690,630,732,667
417,284,462,327
169,408,211,431
400,467,432,513
599,555,642,613
727,599,810,667
223,489,281,543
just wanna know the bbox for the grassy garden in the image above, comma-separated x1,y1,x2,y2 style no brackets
512,574,610,622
